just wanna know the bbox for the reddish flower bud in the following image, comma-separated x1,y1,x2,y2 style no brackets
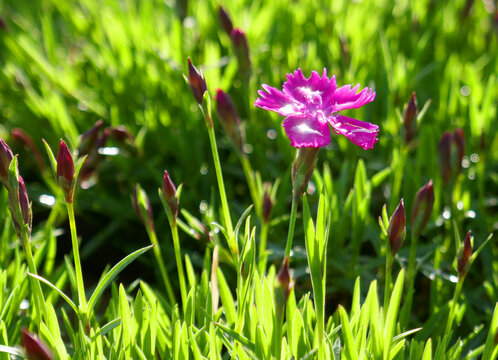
274,257,292,319
217,6,233,35
132,184,154,232
162,170,179,219
230,28,251,81
0,138,14,188
78,120,103,155
403,92,419,143
457,230,472,279
12,128,45,172
411,180,434,235
292,147,320,202
214,89,245,152
18,176,31,231
439,132,452,184
262,183,273,224
110,126,134,145
9,176,32,238
0,14,7,31
21,329,53,360
57,140,75,203
187,58,207,105
387,199,406,256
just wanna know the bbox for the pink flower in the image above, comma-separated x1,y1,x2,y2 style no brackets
255,69,378,149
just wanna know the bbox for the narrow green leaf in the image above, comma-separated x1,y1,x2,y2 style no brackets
216,268,236,325
119,284,132,355
383,269,405,360
482,302,498,360
27,272,78,314
338,305,358,360
422,339,432,360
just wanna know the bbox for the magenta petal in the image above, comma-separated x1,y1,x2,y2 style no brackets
329,115,379,150
326,84,376,112
255,84,303,116
282,69,337,109
282,115,331,148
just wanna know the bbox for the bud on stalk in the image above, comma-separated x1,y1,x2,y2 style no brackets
57,140,75,203
262,183,273,224
403,92,419,143
162,170,179,220
132,184,154,232
214,89,245,152
217,6,233,35
438,129,465,184
411,180,434,236
187,58,207,105
9,175,32,238
0,138,14,189
230,28,251,81
291,148,319,202
387,199,406,256
274,257,292,320
457,230,472,279
21,329,53,360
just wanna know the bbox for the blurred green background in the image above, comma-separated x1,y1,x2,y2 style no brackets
0,0,496,337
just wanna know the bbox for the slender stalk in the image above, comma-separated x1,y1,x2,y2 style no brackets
384,252,393,320
206,124,235,253
400,229,418,327
239,154,260,217
445,278,464,334
170,220,187,312
257,222,269,274
147,229,176,306
284,196,298,259
66,202,86,310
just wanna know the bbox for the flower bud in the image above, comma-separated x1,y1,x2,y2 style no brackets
57,140,75,202
217,6,233,35
0,138,14,188
262,183,273,224
214,89,245,152
12,128,45,172
9,176,32,238
187,58,207,105
132,184,154,232
78,120,103,155
411,180,434,235
21,329,53,360
457,230,472,279
0,14,7,31
453,128,465,173
274,257,292,320
291,147,319,202
403,92,418,143
387,199,406,256
162,170,179,219
230,28,251,81
439,132,452,184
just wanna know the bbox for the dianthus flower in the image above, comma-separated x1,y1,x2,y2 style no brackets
255,69,378,149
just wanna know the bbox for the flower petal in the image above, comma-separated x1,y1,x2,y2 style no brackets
282,115,331,148
254,84,303,116
282,69,337,111
326,84,375,113
329,115,379,150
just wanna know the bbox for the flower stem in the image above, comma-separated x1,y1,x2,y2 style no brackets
445,277,464,334
257,222,269,274
206,124,236,254
239,154,260,218
284,195,298,259
66,202,86,310
384,252,393,319
170,220,187,312
148,229,176,306
400,229,418,327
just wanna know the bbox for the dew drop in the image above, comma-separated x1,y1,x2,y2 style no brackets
470,153,479,163
465,210,476,218
307,181,316,195
39,194,55,206
448,274,459,283
20,299,30,310
460,86,471,96
443,208,451,220
457,201,464,210
461,156,470,168
243,144,253,154
267,129,277,139
200,163,208,175
98,147,120,156
199,200,208,213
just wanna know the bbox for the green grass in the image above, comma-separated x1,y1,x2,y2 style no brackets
0,0,497,358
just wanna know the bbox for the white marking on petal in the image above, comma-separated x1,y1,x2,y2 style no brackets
293,123,323,136
279,104,296,114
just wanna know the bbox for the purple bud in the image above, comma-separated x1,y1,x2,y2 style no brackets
457,230,472,278
162,170,179,219
187,58,207,105
21,329,53,360
453,128,465,173
214,89,245,152
292,147,320,202
57,140,75,203
18,176,31,231
12,128,45,172
411,180,434,235
0,14,7,31
78,120,103,155
438,132,452,184
0,138,14,188
110,126,134,145
274,257,292,319
403,92,419,143
132,184,154,232
230,28,251,80
262,183,273,224
217,6,233,35
387,199,406,256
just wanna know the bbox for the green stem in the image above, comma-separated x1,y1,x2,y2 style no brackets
170,220,187,312
284,196,298,259
239,154,260,218
445,277,464,334
206,124,235,253
148,230,176,306
257,222,269,274
384,252,393,320
66,202,86,310
400,230,418,327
